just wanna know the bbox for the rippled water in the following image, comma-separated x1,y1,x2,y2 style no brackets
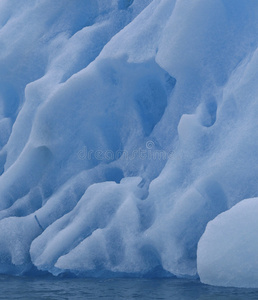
0,276,258,299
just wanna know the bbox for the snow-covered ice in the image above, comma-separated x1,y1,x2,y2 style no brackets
0,0,258,287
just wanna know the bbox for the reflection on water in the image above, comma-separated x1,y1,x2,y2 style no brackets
0,276,258,300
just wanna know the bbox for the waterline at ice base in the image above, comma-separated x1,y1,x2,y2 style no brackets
0,0,258,289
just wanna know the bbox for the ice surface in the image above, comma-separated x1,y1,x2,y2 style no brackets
0,0,258,286
197,198,258,288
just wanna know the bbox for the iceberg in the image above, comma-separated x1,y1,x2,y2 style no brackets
0,0,258,287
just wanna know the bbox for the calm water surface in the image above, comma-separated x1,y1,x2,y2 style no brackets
0,276,258,299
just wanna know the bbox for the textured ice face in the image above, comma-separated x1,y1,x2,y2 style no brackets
0,0,258,285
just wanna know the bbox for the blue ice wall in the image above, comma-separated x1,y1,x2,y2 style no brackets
0,0,258,287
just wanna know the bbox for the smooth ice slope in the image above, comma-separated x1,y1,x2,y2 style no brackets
197,198,258,288
0,0,258,287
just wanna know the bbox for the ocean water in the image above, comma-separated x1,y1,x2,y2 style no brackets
0,276,258,299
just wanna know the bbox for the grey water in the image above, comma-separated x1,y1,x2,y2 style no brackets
1,276,258,299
